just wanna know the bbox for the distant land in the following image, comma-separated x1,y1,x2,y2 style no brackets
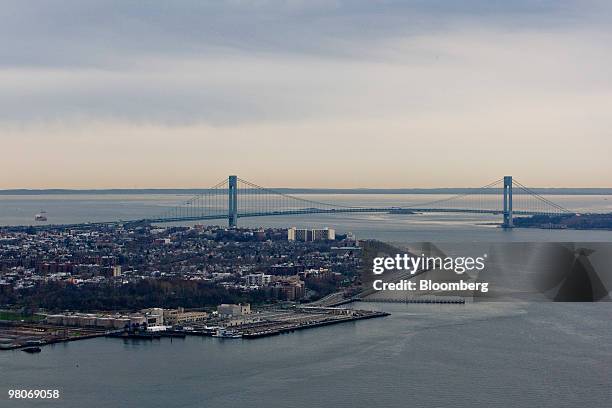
1,188,612,195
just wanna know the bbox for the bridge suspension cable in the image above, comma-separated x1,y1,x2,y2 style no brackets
512,179,572,214
401,178,504,212
237,177,362,211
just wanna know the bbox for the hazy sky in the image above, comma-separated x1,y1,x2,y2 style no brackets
1,1,611,188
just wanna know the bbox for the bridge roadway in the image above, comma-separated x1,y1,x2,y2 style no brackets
9,207,561,231
148,207,556,223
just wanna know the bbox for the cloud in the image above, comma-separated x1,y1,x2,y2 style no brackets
1,0,610,125
0,1,611,187
1,0,606,67
1,27,610,125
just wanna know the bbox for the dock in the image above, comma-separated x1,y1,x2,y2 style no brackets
164,308,389,340
357,297,465,304
2,306,390,349
0,321,107,350
241,310,389,339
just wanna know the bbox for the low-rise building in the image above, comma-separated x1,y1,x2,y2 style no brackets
271,277,305,301
142,308,164,326
45,313,141,330
163,307,209,325
217,303,251,317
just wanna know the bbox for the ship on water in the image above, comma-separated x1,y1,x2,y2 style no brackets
212,328,242,339
34,210,47,221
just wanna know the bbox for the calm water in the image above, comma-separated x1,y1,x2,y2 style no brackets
1,194,611,407
1,193,612,242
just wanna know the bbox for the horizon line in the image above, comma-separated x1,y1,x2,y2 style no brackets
1,187,612,196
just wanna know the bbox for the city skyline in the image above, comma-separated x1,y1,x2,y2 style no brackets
2,1,612,188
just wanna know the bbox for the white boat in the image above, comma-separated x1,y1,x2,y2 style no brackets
212,328,242,339
34,210,47,221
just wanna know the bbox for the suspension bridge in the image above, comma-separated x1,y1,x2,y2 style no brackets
149,175,573,228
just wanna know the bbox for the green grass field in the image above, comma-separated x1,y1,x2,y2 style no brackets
0,310,45,322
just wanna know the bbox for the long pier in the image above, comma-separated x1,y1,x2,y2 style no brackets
240,309,389,339
357,297,465,304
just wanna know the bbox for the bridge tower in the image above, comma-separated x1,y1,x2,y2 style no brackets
502,175,513,228
228,175,238,227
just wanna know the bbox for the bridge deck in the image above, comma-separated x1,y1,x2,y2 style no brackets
149,207,561,223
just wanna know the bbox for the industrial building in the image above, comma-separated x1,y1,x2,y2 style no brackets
217,303,251,317
44,307,209,330
45,313,139,330
162,307,209,325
